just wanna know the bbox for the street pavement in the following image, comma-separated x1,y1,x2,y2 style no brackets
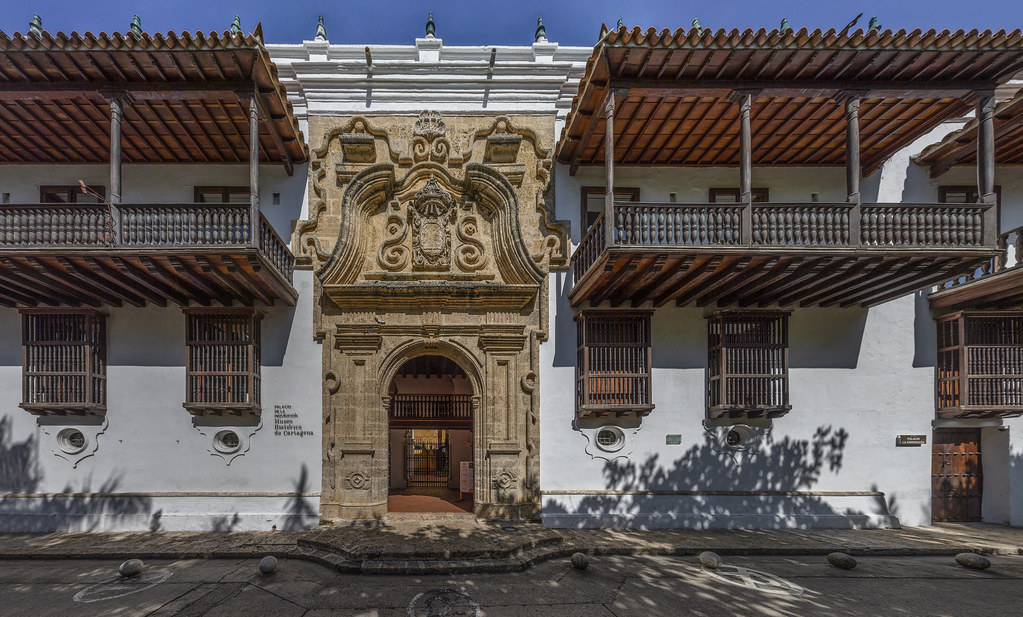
2,553,1022,616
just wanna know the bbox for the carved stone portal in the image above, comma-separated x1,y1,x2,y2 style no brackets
297,112,569,519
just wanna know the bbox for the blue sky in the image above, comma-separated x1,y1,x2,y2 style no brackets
1,1,1020,46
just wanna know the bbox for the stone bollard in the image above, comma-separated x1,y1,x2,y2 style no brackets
119,559,145,578
571,552,590,570
827,552,857,570
259,556,279,574
955,553,991,570
699,551,722,569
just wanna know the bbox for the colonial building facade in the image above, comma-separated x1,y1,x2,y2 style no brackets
2,17,1023,530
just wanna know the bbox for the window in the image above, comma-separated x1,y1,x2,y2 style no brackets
581,186,640,231
40,185,105,204
184,309,261,415
194,186,250,203
707,311,790,419
576,311,654,416
20,310,106,415
939,185,1001,204
708,188,770,203
936,311,1023,418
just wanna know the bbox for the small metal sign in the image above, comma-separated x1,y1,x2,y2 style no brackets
896,434,927,447
666,434,682,445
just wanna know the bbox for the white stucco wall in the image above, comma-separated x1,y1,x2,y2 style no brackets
537,128,1008,528
0,163,321,531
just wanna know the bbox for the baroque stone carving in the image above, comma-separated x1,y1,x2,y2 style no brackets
345,471,370,490
376,200,410,271
410,176,456,270
455,202,487,272
304,112,563,520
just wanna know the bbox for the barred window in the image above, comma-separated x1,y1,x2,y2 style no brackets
937,312,1023,418
576,311,654,417
21,310,106,415
707,311,790,418
184,309,261,415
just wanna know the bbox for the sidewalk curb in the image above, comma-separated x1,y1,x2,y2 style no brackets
1,543,1020,574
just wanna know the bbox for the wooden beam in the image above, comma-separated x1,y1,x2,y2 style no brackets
137,256,211,305
2,257,105,306
615,77,999,97
0,80,258,100
691,256,771,307
166,256,231,305
748,258,829,307
255,91,294,176
56,257,146,307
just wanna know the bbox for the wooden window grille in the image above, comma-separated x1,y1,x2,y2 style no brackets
576,311,654,417
709,188,769,203
184,309,261,416
936,311,1023,418
20,310,106,415
707,311,790,419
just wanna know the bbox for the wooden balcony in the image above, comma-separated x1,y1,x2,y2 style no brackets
929,225,1023,312
0,203,296,307
570,201,997,308
389,394,473,429
936,312,1023,419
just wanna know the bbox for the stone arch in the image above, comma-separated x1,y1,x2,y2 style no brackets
377,339,484,402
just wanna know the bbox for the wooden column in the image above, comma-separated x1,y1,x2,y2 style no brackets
604,90,617,248
248,93,261,248
844,95,862,246
977,92,997,246
108,95,124,243
731,90,755,245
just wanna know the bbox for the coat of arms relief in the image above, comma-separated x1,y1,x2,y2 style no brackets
377,175,488,274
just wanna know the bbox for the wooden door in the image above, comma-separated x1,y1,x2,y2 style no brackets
932,428,983,522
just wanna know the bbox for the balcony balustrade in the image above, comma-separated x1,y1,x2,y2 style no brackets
572,200,997,308
0,203,295,307
389,394,474,428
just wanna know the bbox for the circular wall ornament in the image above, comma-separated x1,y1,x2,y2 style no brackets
594,426,626,453
346,471,370,490
213,430,242,454
57,428,88,455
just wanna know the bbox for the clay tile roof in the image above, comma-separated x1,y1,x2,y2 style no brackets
557,25,1023,172
915,89,1023,176
0,25,308,167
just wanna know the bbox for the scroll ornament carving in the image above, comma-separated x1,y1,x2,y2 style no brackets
412,111,451,163
410,176,457,271
376,201,410,271
455,203,488,272
520,370,537,394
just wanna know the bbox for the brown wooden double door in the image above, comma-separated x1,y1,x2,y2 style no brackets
931,428,983,522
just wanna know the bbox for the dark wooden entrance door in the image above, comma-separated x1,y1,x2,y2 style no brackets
932,428,983,522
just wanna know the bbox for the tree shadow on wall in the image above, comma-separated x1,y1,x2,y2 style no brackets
283,463,319,531
545,425,897,528
0,415,152,532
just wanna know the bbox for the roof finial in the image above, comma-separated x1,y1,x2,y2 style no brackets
616,19,624,30
315,15,327,40
426,12,436,37
230,14,242,35
868,16,881,30
130,15,142,37
780,18,791,33
691,18,701,35
535,17,546,42
29,14,42,36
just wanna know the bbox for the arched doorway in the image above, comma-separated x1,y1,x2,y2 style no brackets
387,354,474,513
